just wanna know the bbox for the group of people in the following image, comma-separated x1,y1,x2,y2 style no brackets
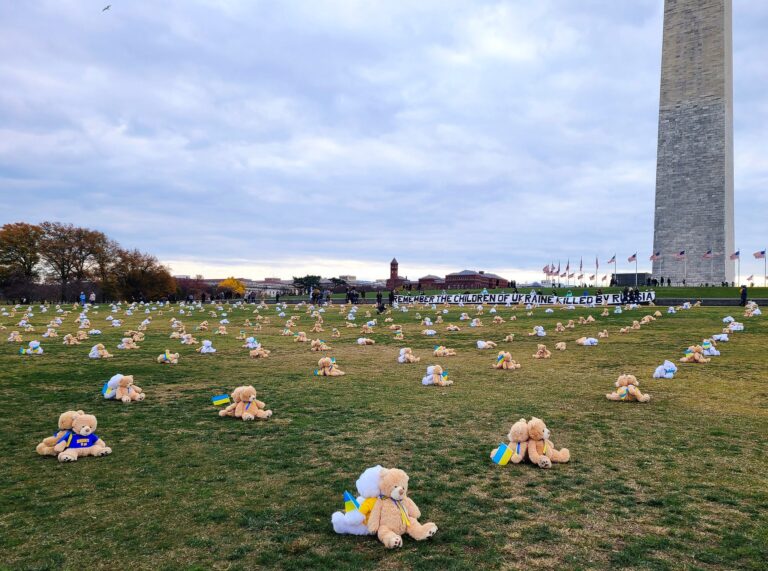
78,291,96,306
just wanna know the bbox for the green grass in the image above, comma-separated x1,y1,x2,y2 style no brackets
0,300,766,570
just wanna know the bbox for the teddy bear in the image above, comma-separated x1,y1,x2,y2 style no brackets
653,360,678,379
421,365,452,386
315,356,345,376
576,337,598,346
532,344,551,359
62,334,79,345
117,337,139,350
679,345,710,363
365,468,438,548
597,329,609,338
248,346,271,358
528,325,546,337
490,418,528,464
198,320,209,331
585,315,595,323
493,351,521,369
470,318,483,328
388,324,402,331
445,324,460,332
53,413,112,462
42,328,58,338
601,308,610,317
701,339,720,356
393,330,404,340
36,410,85,456
397,348,420,363
311,322,324,333
218,385,272,420
434,315,443,324
566,320,576,329
503,333,515,342
357,337,375,345
76,330,88,341
360,324,374,334
619,327,629,334
87,343,111,359
114,375,145,403
492,316,505,324
433,345,456,357
181,333,198,345
555,322,566,333
311,339,330,351
555,342,566,351
157,350,180,364
7,330,22,343
197,340,216,354
577,316,586,325
525,417,570,468
294,331,308,343
214,325,228,335
331,465,383,535
606,374,651,402
421,329,436,336
631,320,641,330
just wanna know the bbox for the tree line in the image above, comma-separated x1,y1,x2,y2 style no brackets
0,221,176,302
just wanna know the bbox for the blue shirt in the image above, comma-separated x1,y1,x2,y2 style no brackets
57,431,99,449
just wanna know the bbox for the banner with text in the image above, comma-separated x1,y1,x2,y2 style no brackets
394,292,655,306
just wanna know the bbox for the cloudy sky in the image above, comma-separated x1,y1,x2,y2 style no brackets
1,1,766,281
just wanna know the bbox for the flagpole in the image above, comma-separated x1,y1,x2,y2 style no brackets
737,248,740,286
684,255,687,286
635,257,638,287
710,244,713,285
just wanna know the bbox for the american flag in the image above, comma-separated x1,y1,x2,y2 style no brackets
754,250,766,259
595,256,599,270
746,275,754,281
649,251,661,261
565,260,570,272
729,250,740,260
577,273,584,280
607,255,616,264
568,273,574,278
560,272,566,278
627,253,637,263
674,250,686,260
589,274,595,280
702,249,713,259
579,258,583,272
542,264,551,275
601,275,608,281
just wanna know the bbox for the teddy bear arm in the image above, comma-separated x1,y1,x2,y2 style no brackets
366,499,383,533
511,441,528,463
253,399,266,408
53,440,68,453
547,440,570,463
402,496,421,519
527,441,542,464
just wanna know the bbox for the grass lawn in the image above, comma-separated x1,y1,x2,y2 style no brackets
1,300,766,570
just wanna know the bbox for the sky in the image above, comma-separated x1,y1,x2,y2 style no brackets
0,1,766,283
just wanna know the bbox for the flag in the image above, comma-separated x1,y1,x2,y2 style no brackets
729,250,740,260
754,250,766,259
702,249,713,259
579,258,583,272
577,273,584,280
491,442,513,465
601,275,608,281
628,253,637,263
746,275,754,281
568,273,574,278
589,274,595,280
343,491,360,512
542,264,550,275
674,250,686,260
607,255,616,264
595,255,599,270
557,261,561,274
211,394,231,406
649,251,661,261
560,272,566,278
565,260,570,272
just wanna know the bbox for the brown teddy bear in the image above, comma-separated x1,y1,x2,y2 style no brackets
555,342,566,351
601,308,610,317
62,334,80,345
219,386,272,420
249,347,271,358
36,410,84,456
490,418,528,464
525,417,570,468
388,324,403,331
503,333,515,342
181,333,198,345
294,331,308,342
53,413,112,462
89,343,113,359
598,329,609,338
433,346,456,357
421,365,452,386
198,321,209,331
311,339,330,351
316,357,345,376
332,328,340,338
619,327,629,334
679,345,710,363
566,320,576,329
357,337,375,345
311,322,324,333
606,374,651,402
117,337,140,350
116,375,145,403
585,315,595,323
555,322,566,333
532,344,551,359
157,350,180,364
76,330,88,341
397,348,420,363
493,351,521,369
366,468,438,548
7,330,22,343
631,320,641,330
446,324,460,332
215,325,228,335
492,316,505,324
360,324,374,334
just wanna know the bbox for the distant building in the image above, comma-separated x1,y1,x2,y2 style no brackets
386,258,410,289
338,275,356,282
445,270,509,290
417,275,445,290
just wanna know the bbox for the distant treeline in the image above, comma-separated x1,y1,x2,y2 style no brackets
0,221,176,303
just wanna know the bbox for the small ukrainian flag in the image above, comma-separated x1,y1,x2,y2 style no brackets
211,394,230,406
492,442,513,465
102,382,113,398
343,491,359,512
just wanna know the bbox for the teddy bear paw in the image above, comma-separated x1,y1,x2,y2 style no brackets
121,397,131,403
242,414,255,421
264,410,273,418
384,534,403,549
136,393,145,401
425,523,438,538
538,456,552,469
97,447,112,456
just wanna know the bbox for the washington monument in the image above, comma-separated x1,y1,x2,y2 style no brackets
652,0,735,284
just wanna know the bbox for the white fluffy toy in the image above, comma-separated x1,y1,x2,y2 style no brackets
243,337,260,349
331,465,383,535
198,340,217,354
653,360,678,379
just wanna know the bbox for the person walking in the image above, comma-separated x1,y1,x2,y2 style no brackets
79,291,86,306
89,291,96,304
388,289,395,306
740,285,748,306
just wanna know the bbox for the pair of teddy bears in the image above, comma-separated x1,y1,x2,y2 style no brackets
397,348,420,363
36,410,112,462
433,345,456,357
421,365,451,386
476,340,497,349
102,373,145,403
62,333,80,345
606,374,651,402
679,345,710,364
532,344,551,359
20,340,44,355
331,466,438,548
357,337,375,345
89,343,113,359
315,357,345,376
490,417,570,469
493,351,521,370
157,350,180,364
117,337,139,350
218,386,272,421
445,324,460,332
311,339,330,351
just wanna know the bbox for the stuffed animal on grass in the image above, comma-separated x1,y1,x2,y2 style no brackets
361,324,374,334
653,360,678,379
89,343,113,359
397,348,420,363
357,337,375,345
433,345,456,357
331,465,383,535
218,385,272,420
525,417,570,468
701,339,720,357
503,334,515,342
294,331,309,343
532,344,551,359
566,320,576,329
493,351,521,370
214,325,228,335
62,334,79,345
42,328,58,338
103,374,145,403
492,316,505,324
555,322,566,333
181,333,198,345
315,357,345,376
476,340,497,350
311,322,324,333
197,340,216,354
76,330,88,341
619,327,629,334
528,325,546,337
601,308,610,317
52,413,112,462
365,468,438,548
249,347,271,358
597,329,609,339
490,418,528,465
470,318,483,328
36,410,84,456
679,345,710,364
394,330,404,340
157,350,180,364
606,374,651,402
421,365,452,386
332,328,340,338
554,342,566,351
311,339,330,351
117,337,140,350
576,337,598,346
20,340,43,355
446,324,460,332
